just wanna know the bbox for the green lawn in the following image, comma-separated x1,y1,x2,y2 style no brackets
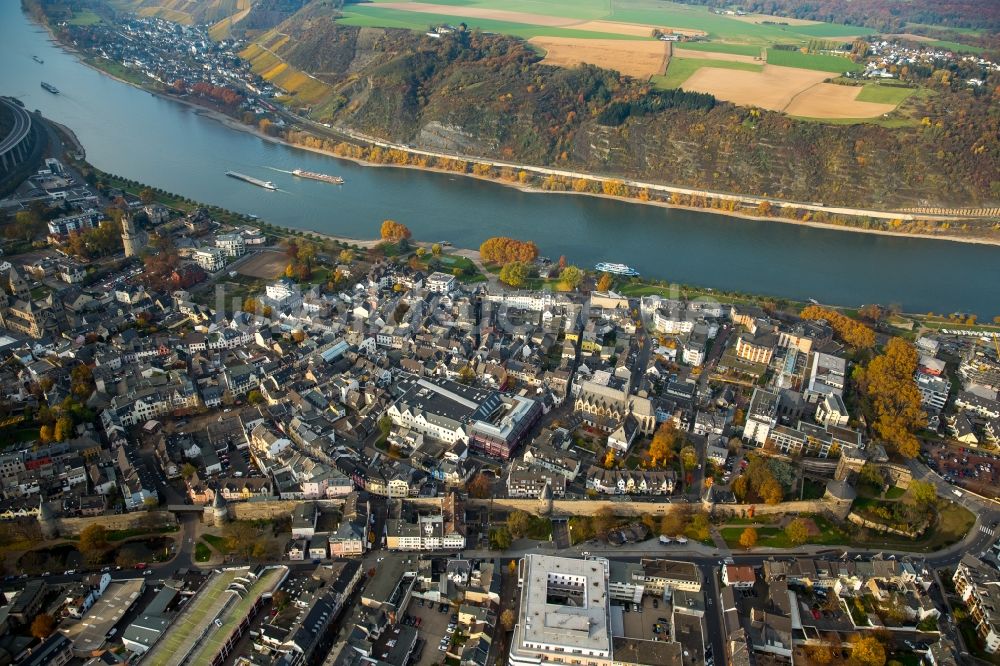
195,541,212,562
722,516,851,549
69,9,103,25
202,533,230,554
856,84,916,105
884,485,907,500
766,48,862,72
652,56,762,89
673,41,762,57
338,6,643,40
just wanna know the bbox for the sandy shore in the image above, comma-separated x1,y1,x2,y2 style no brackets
40,22,1000,249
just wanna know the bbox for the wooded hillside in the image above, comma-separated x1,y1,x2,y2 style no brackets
253,9,999,209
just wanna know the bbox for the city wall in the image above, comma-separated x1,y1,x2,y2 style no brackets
54,510,177,536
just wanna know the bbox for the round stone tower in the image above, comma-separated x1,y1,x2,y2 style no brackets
210,491,229,526
537,478,554,517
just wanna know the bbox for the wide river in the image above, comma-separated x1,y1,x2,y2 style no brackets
4,3,999,316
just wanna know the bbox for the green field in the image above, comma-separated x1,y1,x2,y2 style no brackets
69,9,103,25
674,41,762,57
766,48,862,72
856,84,916,105
652,56,762,89
353,0,876,47
926,39,985,54
339,6,642,40
792,23,874,37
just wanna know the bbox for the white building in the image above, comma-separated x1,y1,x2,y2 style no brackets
426,271,457,293
742,388,778,446
510,554,613,666
193,247,226,272
215,232,246,257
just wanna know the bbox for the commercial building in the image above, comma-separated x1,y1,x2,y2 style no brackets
141,566,288,666
389,376,540,459
510,554,613,666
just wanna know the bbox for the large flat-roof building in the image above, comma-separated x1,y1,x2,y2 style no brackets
510,554,612,666
389,376,540,459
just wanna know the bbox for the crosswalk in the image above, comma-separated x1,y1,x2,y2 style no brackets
981,525,996,536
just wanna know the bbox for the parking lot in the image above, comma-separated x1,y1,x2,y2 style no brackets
925,442,1000,497
405,597,458,666
618,594,669,642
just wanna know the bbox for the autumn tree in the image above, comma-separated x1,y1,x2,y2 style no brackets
596,273,613,292
909,479,937,506
479,237,539,264
380,219,412,242
70,364,95,400
490,526,512,550
732,475,749,502
467,474,492,499
649,422,679,467
181,462,197,479
785,518,810,546
499,261,528,288
500,609,516,631
801,305,875,349
686,509,711,542
850,635,887,666
680,445,698,471
760,476,784,504
53,415,73,442
603,449,616,468
559,265,583,290
79,524,108,554
739,527,758,550
507,510,531,538
857,338,925,457
30,613,56,639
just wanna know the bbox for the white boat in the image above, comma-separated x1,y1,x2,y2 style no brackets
595,262,639,277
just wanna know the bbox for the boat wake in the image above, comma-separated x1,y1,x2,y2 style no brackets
265,167,294,174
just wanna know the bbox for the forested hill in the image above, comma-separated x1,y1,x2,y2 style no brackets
246,9,999,209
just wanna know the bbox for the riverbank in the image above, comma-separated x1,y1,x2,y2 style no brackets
36,15,1000,248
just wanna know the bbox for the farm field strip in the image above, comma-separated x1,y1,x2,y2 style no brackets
530,36,669,78
672,47,760,64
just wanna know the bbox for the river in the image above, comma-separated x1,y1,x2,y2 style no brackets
4,3,999,316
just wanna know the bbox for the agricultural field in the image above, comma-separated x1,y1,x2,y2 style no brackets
652,57,762,90
855,84,916,105
765,48,864,73
343,0,871,44
532,36,668,78
268,0,914,121
672,41,762,57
